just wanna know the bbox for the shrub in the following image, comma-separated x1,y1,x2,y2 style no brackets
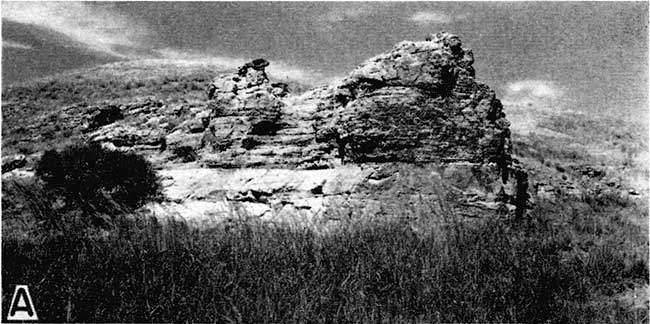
35,142,160,212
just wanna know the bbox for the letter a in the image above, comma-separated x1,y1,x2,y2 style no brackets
7,285,38,321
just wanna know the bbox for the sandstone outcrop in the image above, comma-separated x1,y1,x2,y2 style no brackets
68,33,526,226
84,33,511,169
317,32,511,167
159,32,508,172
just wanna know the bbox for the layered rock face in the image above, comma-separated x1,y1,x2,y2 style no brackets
174,32,512,171
78,33,523,226
317,32,511,166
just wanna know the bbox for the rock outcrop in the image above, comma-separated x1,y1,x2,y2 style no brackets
167,32,511,172
317,32,511,166
83,33,512,171
75,33,526,226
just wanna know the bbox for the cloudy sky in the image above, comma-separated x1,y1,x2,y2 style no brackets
2,2,648,119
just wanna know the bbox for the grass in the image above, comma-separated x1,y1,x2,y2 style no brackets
2,178,647,323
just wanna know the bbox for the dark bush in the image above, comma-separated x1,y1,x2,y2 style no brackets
35,142,160,211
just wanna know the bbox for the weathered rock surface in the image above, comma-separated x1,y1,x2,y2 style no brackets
319,33,511,166
84,33,511,171
144,162,520,228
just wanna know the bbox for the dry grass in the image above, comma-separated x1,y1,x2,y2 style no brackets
2,173,647,323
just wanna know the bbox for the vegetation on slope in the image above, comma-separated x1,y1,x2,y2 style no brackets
2,142,647,323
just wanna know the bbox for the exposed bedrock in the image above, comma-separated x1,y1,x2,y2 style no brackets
87,32,512,170
81,32,527,225
317,32,511,167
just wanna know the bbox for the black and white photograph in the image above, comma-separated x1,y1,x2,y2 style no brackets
1,1,648,322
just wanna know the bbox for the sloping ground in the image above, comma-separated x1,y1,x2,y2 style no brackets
1,58,316,157
507,104,649,202
502,87,650,316
1,60,224,157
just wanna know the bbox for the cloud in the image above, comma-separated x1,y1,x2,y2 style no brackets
409,11,466,25
504,80,563,101
314,3,389,31
1,3,330,86
323,6,371,23
153,48,246,68
3,40,33,50
153,48,326,86
501,80,568,136
1,2,150,58
267,64,315,84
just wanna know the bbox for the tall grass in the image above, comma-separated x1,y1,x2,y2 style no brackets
3,155,647,323
3,194,647,323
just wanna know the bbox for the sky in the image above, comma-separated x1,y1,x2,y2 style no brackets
1,1,648,119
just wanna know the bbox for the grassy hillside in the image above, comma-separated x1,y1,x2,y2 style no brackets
2,60,313,157
2,62,648,322
2,61,225,156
